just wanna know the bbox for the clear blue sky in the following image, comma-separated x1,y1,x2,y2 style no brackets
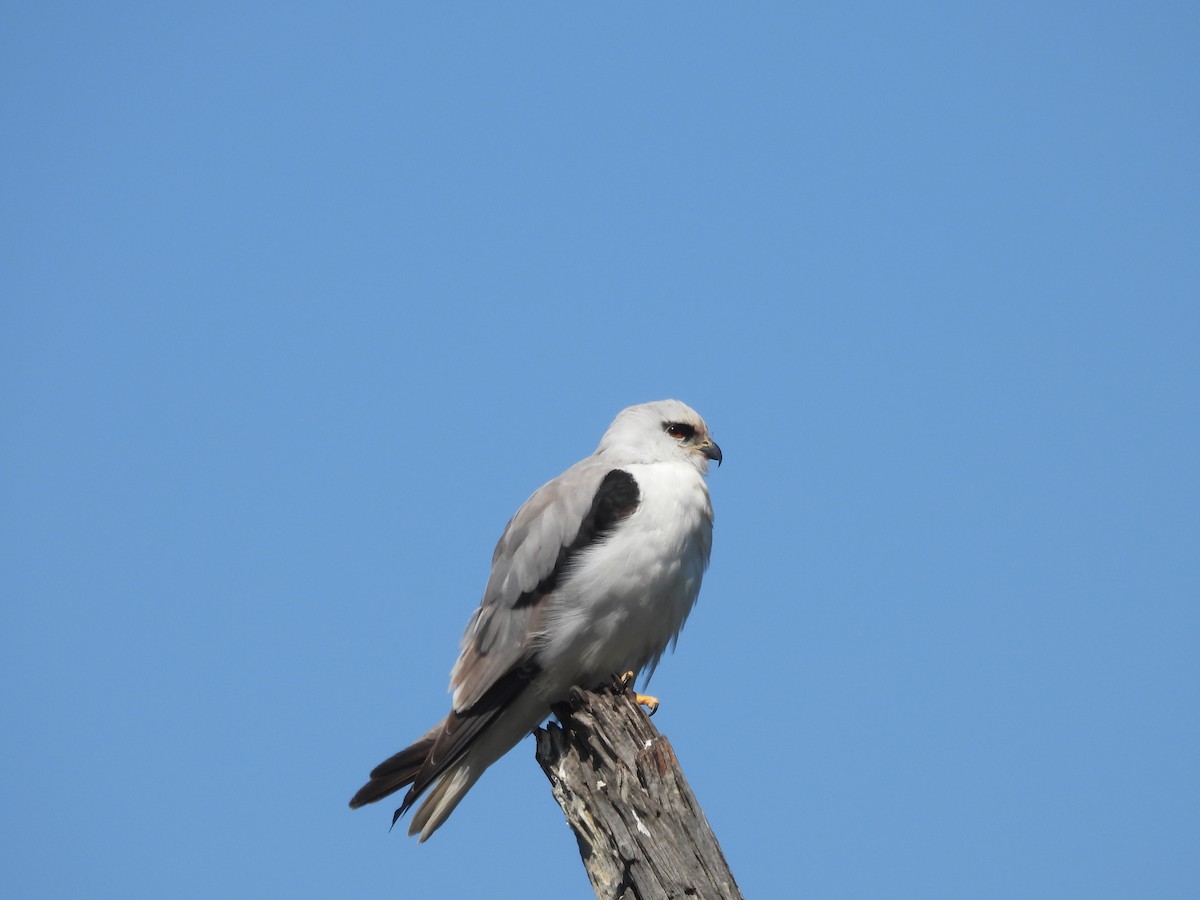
3,4,1197,898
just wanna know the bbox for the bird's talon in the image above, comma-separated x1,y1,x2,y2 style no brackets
611,671,658,712
635,693,660,715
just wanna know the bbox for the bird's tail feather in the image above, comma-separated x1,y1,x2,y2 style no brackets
347,720,483,841
348,725,439,810
408,763,479,842
350,663,539,837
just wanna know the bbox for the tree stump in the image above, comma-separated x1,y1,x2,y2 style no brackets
534,685,744,900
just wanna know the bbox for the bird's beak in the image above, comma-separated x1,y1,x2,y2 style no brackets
699,440,723,467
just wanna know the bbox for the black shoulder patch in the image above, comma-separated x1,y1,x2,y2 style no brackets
514,469,640,607
583,469,641,539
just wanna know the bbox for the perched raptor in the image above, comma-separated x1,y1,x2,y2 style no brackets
349,399,721,840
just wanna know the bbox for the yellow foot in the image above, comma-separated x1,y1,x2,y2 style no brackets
635,693,660,715
613,671,660,715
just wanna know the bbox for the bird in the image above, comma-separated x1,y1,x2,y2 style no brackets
349,399,721,841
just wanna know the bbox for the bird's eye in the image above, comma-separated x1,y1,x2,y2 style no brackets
665,422,695,441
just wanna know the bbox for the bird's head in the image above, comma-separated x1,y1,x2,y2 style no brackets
597,399,722,473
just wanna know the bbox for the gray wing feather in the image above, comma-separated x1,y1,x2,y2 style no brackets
450,460,609,710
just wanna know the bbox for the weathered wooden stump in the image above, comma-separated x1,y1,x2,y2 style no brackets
534,685,743,900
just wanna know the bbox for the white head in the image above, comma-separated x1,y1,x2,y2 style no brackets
596,400,722,473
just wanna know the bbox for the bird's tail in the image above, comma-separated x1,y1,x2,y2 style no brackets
348,724,439,811
347,719,484,842
350,667,540,840
406,762,480,842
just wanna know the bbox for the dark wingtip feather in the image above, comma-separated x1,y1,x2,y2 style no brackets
348,733,438,809
350,665,537,828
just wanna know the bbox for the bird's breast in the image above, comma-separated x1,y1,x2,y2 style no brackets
537,462,713,689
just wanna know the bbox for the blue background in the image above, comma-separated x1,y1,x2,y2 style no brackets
3,4,1197,897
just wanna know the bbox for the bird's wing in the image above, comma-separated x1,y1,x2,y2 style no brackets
379,461,642,820
449,460,641,711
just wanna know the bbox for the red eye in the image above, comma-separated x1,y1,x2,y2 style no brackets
665,423,695,440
